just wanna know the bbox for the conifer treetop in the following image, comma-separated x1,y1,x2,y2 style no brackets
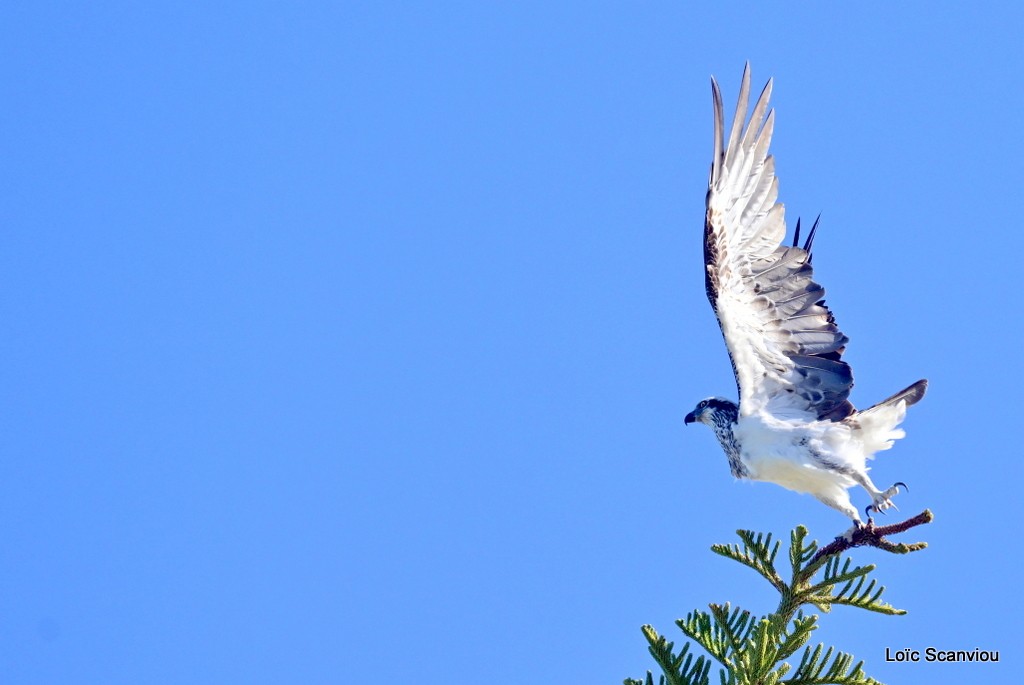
627,510,933,685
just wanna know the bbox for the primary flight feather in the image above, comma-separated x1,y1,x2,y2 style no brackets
685,65,927,532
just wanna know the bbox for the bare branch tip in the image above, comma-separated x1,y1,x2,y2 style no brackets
810,510,934,564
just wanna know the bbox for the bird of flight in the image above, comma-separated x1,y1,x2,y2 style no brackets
684,65,927,534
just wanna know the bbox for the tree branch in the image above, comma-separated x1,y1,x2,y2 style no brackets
810,509,933,565
632,515,933,685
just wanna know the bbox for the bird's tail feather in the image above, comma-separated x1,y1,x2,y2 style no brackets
858,379,928,417
847,379,927,456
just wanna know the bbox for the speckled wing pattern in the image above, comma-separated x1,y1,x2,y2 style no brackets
704,64,854,422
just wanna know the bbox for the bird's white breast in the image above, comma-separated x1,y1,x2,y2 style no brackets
734,414,856,495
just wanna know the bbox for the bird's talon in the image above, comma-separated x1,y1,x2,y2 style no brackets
842,522,863,542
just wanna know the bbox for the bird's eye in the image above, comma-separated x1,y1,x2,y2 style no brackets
698,400,708,409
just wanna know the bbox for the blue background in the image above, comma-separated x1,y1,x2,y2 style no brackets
2,3,1020,683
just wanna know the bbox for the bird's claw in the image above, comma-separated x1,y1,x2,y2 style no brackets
865,503,891,516
842,517,875,542
866,482,907,517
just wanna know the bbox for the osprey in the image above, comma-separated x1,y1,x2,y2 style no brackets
685,65,927,532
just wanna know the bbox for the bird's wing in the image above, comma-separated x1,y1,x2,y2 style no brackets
704,64,854,421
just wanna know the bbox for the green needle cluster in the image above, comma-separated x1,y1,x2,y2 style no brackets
626,514,931,685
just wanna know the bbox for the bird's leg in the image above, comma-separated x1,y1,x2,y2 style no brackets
852,471,907,516
813,491,867,542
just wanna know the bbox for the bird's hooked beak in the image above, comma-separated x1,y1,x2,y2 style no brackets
684,410,697,425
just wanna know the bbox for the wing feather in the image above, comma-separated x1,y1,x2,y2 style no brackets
704,64,854,421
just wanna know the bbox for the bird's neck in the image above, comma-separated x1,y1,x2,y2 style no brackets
710,415,746,478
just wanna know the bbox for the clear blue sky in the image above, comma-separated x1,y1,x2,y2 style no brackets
2,3,1021,684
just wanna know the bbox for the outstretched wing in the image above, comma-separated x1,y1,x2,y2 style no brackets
704,64,854,421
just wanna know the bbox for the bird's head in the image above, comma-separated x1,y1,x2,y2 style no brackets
685,397,739,427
